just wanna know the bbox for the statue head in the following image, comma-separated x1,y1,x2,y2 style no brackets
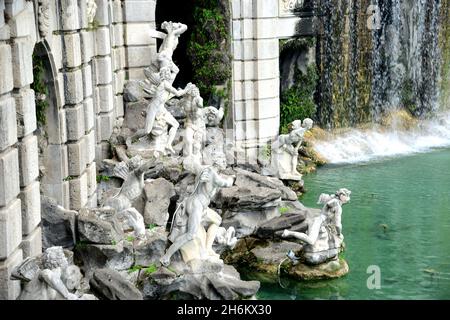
335,188,351,204
291,120,302,130
302,118,314,130
61,265,82,291
186,83,199,97
42,247,69,270
128,155,143,171
211,154,227,171
161,21,173,32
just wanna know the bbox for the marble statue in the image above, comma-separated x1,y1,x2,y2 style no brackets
144,21,188,86
268,118,314,181
160,160,235,267
180,84,206,162
13,247,96,300
102,156,154,239
179,84,225,172
86,0,97,24
282,188,351,264
131,67,187,155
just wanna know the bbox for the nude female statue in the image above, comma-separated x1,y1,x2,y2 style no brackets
160,159,234,267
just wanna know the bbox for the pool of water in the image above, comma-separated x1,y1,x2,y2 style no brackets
252,148,450,300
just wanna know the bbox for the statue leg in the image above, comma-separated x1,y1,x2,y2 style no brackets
131,104,158,141
204,209,222,258
164,112,179,154
183,126,194,156
160,201,202,266
282,217,322,245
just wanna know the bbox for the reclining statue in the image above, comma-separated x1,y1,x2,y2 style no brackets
160,159,235,267
13,247,96,300
282,188,351,264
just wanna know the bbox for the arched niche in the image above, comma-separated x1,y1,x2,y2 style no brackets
32,41,69,208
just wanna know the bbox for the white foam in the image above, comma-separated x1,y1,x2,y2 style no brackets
312,113,450,164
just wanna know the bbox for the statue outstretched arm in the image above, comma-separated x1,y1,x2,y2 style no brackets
211,169,234,188
174,23,188,35
164,82,186,97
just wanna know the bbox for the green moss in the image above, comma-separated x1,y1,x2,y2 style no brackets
147,223,157,230
187,0,231,104
96,175,110,183
126,236,135,242
63,176,75,181
279,207,289,215
144,264,158,275
31,55,49,126
280,64,318,133
128,265,144,274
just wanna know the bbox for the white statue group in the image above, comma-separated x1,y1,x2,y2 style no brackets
114,21,235,269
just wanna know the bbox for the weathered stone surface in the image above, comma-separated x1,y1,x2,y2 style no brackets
134,227,168,267
75,241,134,275
21,227,42,259
287,259,349,280
0,147,20,208
77,208,124,244
90,268,143,300
0,44,14,95
250,241,303,267
143,178,175,226
215,186,281,211
0,199,22,260
19,181,41,236
161,264,259,300
0,249,23,300
0,97,17,151
222,208,280,238
18,134,39,187
234,168,297,201
41,196,77,249
256,211,307,239
123,82,144,102
14,89,36,138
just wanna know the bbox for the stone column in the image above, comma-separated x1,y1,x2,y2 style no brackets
123,0,157,80
230,0,280,165
1,0,40,300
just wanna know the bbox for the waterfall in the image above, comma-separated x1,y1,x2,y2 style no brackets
312,112,450,164
316,0,447,127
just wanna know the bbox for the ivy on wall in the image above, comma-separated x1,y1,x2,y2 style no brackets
187,0,231,105
31,54,49,126
279,38,318,133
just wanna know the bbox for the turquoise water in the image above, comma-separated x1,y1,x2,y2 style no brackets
254,148,450,300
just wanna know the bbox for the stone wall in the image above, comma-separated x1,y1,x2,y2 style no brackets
0,0,156,300
229,0,313,164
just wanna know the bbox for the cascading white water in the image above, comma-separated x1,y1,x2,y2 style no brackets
312,112,450,164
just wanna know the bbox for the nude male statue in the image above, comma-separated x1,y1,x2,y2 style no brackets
160,159,234,267
132,67,187,154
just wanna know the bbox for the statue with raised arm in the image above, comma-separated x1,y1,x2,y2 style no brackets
268,118,314,181
14,247,96,300
131,67,187,154
282,188,351,264
160,158,234,267
102,156,156,239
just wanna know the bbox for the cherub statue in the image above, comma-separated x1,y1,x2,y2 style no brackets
102,156,156,239
160,158,235,267
14,247,96,300
131,67,187,154
282,188,351,264
269,118,314,180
